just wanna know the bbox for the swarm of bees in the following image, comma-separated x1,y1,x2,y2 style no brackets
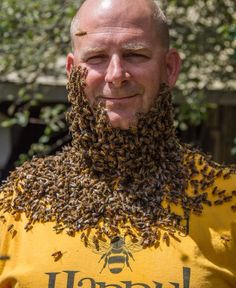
0,66,235,249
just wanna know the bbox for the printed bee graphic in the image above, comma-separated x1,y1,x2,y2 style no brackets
99,236,143,274
87,235,143,274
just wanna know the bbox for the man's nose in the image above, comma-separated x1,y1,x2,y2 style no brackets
105,55,128,87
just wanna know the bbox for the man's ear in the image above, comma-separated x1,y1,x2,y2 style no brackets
165,48,181,88
66,53,75,77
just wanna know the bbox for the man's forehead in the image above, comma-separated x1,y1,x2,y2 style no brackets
77,16,154,34
74,26,155,50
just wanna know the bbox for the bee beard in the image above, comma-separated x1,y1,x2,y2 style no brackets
63,66,191,241
2,66,232,247
2,66,212,245
67,66,185,186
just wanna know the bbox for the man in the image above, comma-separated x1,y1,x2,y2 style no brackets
0,0,236,287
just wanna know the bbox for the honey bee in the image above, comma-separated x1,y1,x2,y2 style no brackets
7,224,17,238
223,196,232,202
218,190,226,197
178,216,190,237
0,255,10,261
7,224,14,231
216,169,223,178
214,199,223,205
24,222,33,232
231,205,236,212
198,156,203,166
211,186,218,196
232,191,236,197
0,215,6,223
51,250,65,262
223,171,231,180
162,232,170,246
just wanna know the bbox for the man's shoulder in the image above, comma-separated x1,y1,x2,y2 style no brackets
184,147,236,181
184,148,236,213
1,145,75,187
0,145,78,212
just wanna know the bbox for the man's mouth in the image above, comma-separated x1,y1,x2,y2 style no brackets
100,94,139,100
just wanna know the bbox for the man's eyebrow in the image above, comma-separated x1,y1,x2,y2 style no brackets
80,47,107,55
80,43,150,55
121,42,150,50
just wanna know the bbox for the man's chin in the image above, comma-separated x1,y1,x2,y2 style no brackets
106,110,137,130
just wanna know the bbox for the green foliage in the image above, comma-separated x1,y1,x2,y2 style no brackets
167,0,236,129
0,0,78,77
0,0,78,158
0,0,235,161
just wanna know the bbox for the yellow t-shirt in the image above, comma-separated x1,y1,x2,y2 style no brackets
0,171,236,287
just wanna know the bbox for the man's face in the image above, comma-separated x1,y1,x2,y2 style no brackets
67,0,179,129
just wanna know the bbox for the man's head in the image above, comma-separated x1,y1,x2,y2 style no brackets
66,0,181,129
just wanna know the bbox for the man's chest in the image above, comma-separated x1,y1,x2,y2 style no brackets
1,221,234,288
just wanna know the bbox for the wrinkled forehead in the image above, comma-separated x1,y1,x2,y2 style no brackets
76,31,155,56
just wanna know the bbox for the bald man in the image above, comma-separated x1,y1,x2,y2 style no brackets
67,0,180,130
0,1,236,287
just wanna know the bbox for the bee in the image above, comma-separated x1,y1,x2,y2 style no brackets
24,222,33,232
208,169,215,179
198,156,203,166
51,251,65,262
0,215,6,223
223,171,231,180
53,224,64,234
231,205,236,212
232,191,236,197
169,232,181,242
162,232,170,246
7,224,17,238
177,216,190,237
212,186,218,196
203,199,212,207
223,196,232,202
218,190,226,197
88,236,142,274
7,224,14,232
216,169,223,178
214,199,223,205
0,255,10,261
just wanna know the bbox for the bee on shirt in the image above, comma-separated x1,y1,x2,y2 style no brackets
0,255,10,261
7,224,17,238
162,232,170,246
87,235,143,274
51,250,65,262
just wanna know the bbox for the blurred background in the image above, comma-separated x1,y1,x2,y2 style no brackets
0,0,236,182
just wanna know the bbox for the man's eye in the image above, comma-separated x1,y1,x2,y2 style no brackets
86,55,107,64
125,53,149,61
